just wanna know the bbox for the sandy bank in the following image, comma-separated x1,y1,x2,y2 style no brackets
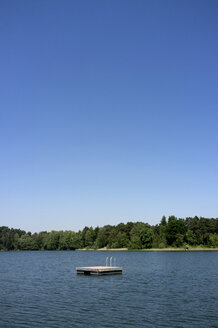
77,247,218,251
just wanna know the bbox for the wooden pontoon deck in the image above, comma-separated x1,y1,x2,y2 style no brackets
76,266,123,275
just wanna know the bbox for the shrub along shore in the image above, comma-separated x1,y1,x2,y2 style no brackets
1,216,218,251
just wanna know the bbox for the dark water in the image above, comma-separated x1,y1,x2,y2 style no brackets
0,251,217,328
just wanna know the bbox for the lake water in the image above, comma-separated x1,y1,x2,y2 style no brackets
0,251,217,327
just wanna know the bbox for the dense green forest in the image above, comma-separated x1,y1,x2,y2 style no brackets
0,216,218,251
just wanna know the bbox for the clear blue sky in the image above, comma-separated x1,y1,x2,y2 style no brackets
0,0,218,232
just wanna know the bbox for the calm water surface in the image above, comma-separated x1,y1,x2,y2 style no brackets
0,251,217,327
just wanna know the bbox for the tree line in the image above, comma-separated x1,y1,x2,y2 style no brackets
0,216,217,251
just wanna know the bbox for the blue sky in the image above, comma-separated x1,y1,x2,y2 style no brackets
0,0,218,232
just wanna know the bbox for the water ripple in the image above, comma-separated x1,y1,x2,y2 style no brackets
0,251,217,327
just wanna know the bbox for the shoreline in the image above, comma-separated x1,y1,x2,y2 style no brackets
1,247,218,252
77,247,218,252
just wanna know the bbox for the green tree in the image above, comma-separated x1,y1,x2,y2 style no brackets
58,231,79,250
185,229,197,245
85,227,95,248
18,234,38,250
45,231,60,250
160,216,167,226
129,222,147,249
94,227,109,248
208,234,218,247
174,233,184,247
166,216,187,246
140,227,153,248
